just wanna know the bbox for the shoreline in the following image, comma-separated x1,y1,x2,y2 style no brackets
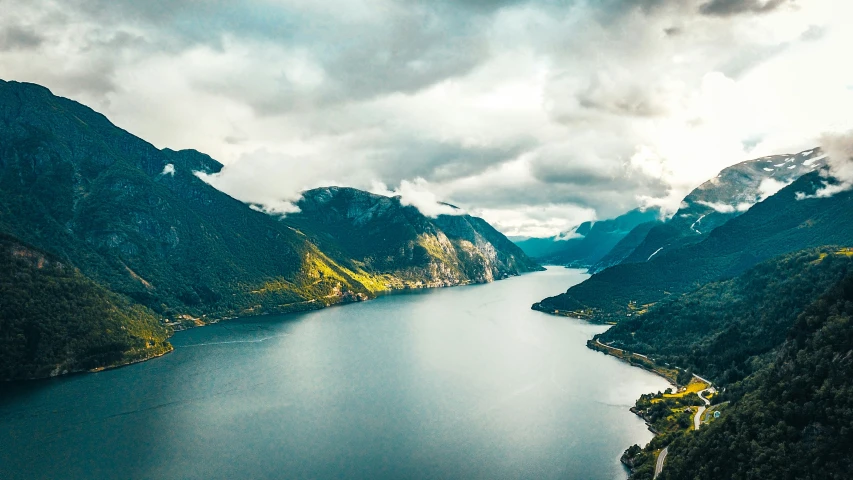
9,271,536,383
584,329,714,479
586,335,680,386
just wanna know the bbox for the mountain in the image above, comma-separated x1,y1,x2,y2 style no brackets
285,186,542,288
0,234,171,380
596,247,853,385
588,220,661,273
656,271,853,480
514,208,660,267
534,168,853,321
621,149,826,264
0,79,385,321
0,79,539,377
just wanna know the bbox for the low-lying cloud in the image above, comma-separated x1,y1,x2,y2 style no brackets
371,178,466,218
797,131,853,199
696,200,753,213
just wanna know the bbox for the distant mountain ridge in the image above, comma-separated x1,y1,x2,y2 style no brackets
588,220,660,273
514,208,660,267
621,149,826,265
535,167,853,320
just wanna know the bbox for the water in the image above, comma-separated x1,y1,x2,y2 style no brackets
0,268,669,480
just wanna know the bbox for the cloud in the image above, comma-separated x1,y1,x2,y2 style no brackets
699,0,793,17
797,131,853,199
161,163,175,175
2,0,852,236
757,177,790,199
695,200,753,213
0,24,44,51
384,178,467,217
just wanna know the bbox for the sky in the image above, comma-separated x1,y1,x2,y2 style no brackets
2,0,852,237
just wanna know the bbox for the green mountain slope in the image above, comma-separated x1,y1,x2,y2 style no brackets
658,272,853,480
597,247,853,385
588,220,661,273
535,170,853,320
286,187,541,288
622,149,825,265
0,234,171,380
0,80,536,324
0,79,390,320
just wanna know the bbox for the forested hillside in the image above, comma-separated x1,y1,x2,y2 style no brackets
589,220,660,273
0,234,171,380
658,272,853,480
597,248,853,385
0,79,381,320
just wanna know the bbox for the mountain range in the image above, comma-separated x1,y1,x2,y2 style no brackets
619,149,826,265
0,79,539,379
514,207,660,267
518,148,827,273
534,162,853,321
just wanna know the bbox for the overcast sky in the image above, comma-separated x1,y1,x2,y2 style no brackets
2,0,852,236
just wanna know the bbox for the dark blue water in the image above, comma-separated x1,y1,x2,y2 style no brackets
0,268,668,480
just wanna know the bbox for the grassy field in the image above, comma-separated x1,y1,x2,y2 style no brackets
660,378,709,400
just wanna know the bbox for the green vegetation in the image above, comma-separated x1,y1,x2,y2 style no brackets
286,186,542,287
0,234,171,380
587,338,680,383
621,150,824,265
607,248,853,479
621,386,704,479
597,247,853,385
590,220,661,273
659,273,853,479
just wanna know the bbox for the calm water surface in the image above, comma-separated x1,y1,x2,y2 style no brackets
1,268,669,480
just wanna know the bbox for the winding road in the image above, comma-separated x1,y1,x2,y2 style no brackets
694,385,712,430
654,447,668,479
656,376,713,478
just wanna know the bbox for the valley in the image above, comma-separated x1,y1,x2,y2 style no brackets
2,77,852,480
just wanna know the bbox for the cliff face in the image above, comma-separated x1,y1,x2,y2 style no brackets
288,187,542,289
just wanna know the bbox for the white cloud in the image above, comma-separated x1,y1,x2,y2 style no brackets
797,130,853,199
373,178,466,217
161,163,175,175
757,177,790,200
